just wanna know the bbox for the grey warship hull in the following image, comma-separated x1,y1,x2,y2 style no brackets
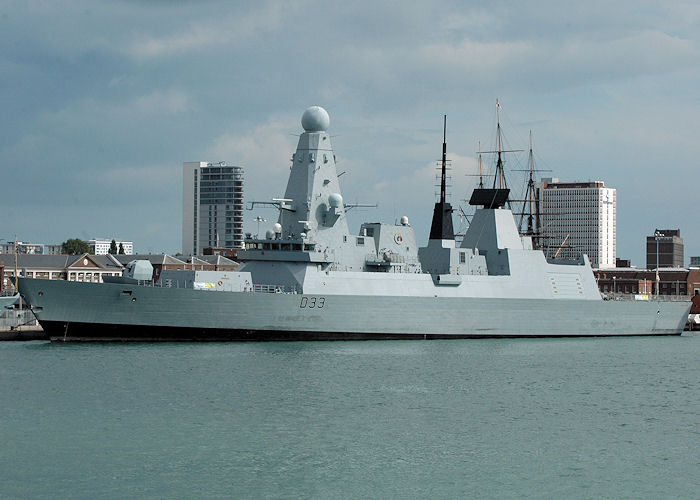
18,278,689,341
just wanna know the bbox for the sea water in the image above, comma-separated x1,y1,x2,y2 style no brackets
1,335,698,499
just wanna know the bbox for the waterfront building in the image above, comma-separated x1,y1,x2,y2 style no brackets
536,178,616,269
0,253,123,291
646,229,683,269
112,254,238,282
689,256,699,267
182,162,244,256
594,267,698,297
88,238,134,255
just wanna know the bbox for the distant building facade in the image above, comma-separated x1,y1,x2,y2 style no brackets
182,162,244,256
646,229,683,269
536,178,616,269
594,267,699,297
689,256,700,267
88,238,134,255
45,245,63,255
0,253,124,291
203,247,239,260
113,254,238,282
0,241,46,255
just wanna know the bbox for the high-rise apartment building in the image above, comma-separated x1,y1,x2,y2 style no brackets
536,178,616,269
182,162,244,256
646,229,683,269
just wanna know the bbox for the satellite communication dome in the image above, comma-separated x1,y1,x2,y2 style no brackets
328,192,343,208
273,222,282,233
400,216,409,225
265,229,275,240
301,106,330,132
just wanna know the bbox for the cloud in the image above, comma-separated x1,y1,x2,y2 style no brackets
99,164,178,186
418,39,533,75
122,3,291,60
414,30,699,93
205,116,299,203
133,89,192,115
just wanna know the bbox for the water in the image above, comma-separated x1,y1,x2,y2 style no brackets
1,335,699,499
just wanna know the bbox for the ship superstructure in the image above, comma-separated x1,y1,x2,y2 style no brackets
17,107,690,340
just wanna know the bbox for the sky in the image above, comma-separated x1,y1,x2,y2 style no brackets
1,0,698,265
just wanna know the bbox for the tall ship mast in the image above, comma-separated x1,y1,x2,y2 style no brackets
428,115,454,241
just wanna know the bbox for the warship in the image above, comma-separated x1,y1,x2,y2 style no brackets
18,106,691,341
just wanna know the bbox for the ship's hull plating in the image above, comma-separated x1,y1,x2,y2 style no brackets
19,278,690,341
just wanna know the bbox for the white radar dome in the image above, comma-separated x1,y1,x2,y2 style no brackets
273,222,282,233
400,216,409,225
301,106,330,132
328,192,343,208
265,229,276,240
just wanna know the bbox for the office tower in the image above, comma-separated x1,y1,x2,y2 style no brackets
646,229,683,269
536,178,616,268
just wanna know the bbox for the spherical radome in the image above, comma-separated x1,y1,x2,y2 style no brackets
328,192,343,208
400,216,409,225
273,222,283,233
265,229,276,240
301,106,330,132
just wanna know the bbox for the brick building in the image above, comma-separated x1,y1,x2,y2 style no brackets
594,267,699,297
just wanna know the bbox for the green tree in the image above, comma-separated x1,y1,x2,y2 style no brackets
118,242,125,254
61,238,91,255
109,239,118,254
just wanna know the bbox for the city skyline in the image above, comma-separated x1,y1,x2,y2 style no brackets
1,1,698,265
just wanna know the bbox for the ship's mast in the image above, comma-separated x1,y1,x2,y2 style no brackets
513,130,550,245
440,115,447,204
428,115,454,240
494,99,505,190
526,131,535,234
477,141,484,189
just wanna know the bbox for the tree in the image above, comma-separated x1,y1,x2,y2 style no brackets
118,243,125,254
109,239,118,254
61,238,91,255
